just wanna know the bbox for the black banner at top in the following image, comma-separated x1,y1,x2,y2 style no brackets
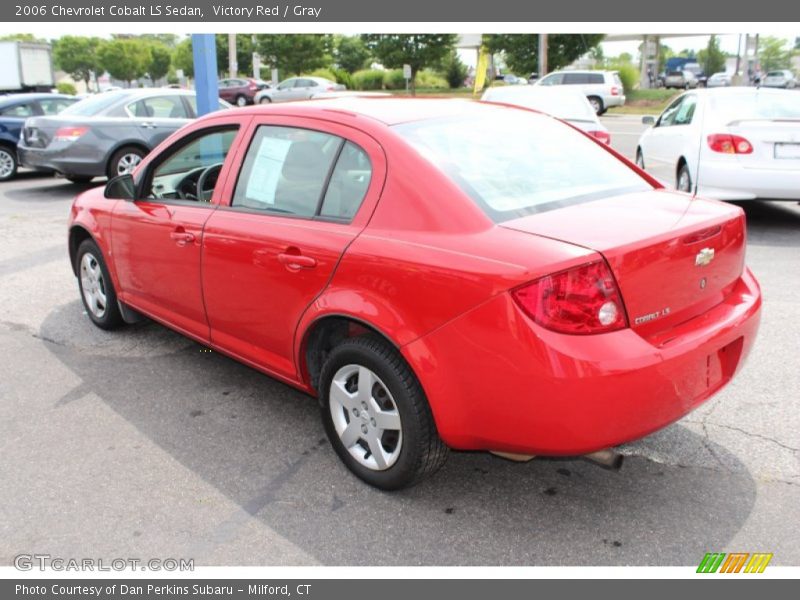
3,0,800,22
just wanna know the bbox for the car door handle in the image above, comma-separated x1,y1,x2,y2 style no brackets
170,230,195,246
277,253,316,270
140,121,157,129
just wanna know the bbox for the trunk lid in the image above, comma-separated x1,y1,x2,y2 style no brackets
726,119,800,170
21,115,78,148
501,189,746,339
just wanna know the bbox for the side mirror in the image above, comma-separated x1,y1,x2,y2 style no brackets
642,115,656,126
104,174,136,200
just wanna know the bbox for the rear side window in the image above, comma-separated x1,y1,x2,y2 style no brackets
395,110,650,223
128,96,188,119
233,126,371,221
0,103,34,117
563,73,588,85
39,98,76,115
588,73,605,84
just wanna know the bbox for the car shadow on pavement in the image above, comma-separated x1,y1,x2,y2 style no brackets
39,300,757,566
2,176,99,202
737,200,800,248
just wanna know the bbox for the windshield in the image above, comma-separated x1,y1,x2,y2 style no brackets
394,111,651,223
710,92,800,122
60,92,125,116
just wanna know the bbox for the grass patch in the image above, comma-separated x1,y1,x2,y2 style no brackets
608,89,681,115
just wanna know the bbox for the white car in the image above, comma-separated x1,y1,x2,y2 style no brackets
534,70,626,115
635,88,800,201
482,85,610,143
761,70,797,89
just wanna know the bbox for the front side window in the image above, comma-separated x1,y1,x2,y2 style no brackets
185,95,229,116
233,126,372,221
658,96,685,127
277,79,296,91
395,109,651,223
673,95,697,125
145,128,238,202
539,73,564,86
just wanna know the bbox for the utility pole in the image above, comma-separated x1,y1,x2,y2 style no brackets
228,33,237,78
251,34,261,79
538,34,548,79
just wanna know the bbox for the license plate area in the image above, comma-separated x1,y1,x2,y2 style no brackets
774,143,800,159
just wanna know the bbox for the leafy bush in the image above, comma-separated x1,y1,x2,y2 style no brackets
613,63,640,94
415,69,448,89
330,67,353,90
352,69,385,90
383,69,407,90
56,81,77,95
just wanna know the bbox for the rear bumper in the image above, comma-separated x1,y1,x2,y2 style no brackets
604,95,625,108
17,144,105,177
403,268,761,455
697,159,800,201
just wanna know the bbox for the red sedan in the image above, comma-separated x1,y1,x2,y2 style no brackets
67,98,761,489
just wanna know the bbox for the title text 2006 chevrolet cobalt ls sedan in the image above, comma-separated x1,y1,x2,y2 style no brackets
68,99,761,489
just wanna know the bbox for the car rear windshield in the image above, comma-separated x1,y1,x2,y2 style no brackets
710,92,800,122
60,93,124,116
766,71,785,77
394,111,651,222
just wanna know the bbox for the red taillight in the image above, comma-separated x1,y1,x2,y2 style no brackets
610,86,620,96
248,82,258,91
512,260,628,335
54,126,88,142
707,134,753,154
589,130,611,144
326,85,335,91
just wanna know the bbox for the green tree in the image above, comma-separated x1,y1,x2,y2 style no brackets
484,34,605,77
147,42,172,82
698,35,726,76
759,36,792,71
361,34,457,94
172,37,194,78
256,34,333,78
618,52,633,64
140,34,179,48
335,35,371,73
441,49,468,89
97,38,150,86
52,36,102,90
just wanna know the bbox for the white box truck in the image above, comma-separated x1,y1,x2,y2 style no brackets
0,42,55,92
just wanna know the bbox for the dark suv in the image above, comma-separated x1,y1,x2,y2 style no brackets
217,78,271,107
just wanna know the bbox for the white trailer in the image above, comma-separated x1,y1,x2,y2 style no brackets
0,42,54,92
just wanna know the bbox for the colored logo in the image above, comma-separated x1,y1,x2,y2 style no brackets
697,552,773,573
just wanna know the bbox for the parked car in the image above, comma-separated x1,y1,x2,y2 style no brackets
636,88,800,200
218,77,270,106
482,85,610,143
255,77,345,104
17,89,230,183
761,70,797,89
534,70,625,114
69,98,761,489
0,93,78,181
502,74,527,85
664,70,698,90
706,72,732,88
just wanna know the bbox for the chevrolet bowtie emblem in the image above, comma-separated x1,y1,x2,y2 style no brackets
695,247,715,267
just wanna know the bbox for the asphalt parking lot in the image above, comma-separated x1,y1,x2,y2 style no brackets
1,118,798,566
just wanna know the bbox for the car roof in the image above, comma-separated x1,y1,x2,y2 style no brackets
228,97,517,126
0,93,74,106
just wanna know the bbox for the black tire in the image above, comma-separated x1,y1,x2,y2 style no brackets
75,239,124,330
0,144,18,182
588,96,604,115
106,146,146,180
677,163,692,193
319,335,448,490
635,148,645,170
259,96,272,104
235,94,248,107
65,175,94,184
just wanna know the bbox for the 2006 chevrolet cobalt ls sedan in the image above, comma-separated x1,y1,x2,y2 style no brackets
67,98,761,489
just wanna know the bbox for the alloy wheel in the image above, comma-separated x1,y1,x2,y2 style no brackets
328,364,403,471
116,153,142,176
80,253,107,318
0,148,15,180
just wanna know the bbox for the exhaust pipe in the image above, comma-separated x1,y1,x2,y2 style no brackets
582,449,624,470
